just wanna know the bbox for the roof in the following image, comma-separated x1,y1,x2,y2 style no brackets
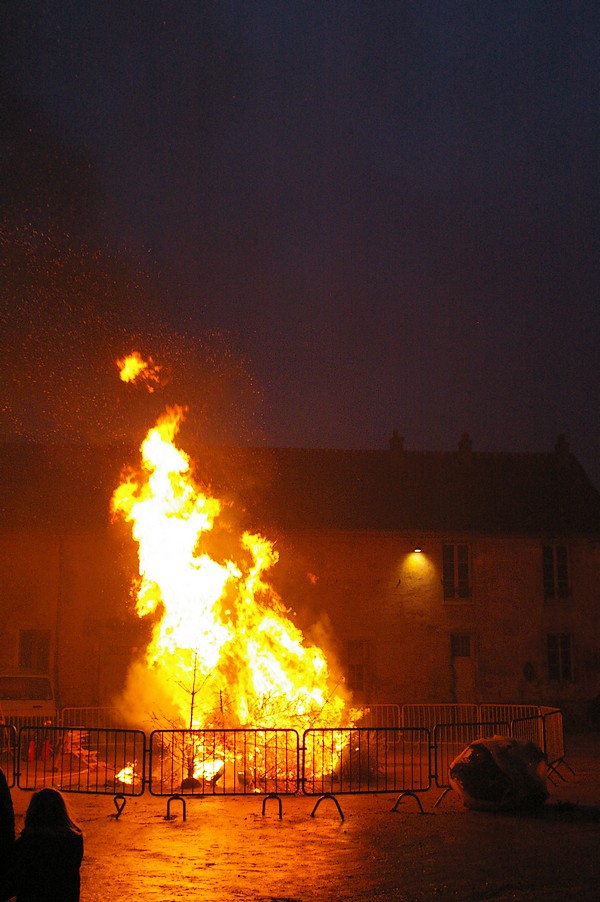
1,436,599,535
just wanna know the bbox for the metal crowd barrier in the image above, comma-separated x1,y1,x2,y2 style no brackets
0,725,17,787
406,704,563,776
4,707,565,802
510,713,545,749
402,704,547,731
402,704,478,731
541,707,565,768
358,704,401,728
148,728,300,796
61,706,122,729
479,704,540,724
16,726,146,795
302,727,431,795
433,721,510,789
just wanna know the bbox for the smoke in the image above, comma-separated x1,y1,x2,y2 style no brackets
112,658,183,733
306,611,349,700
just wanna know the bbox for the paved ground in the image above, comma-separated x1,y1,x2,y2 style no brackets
8,732,600,901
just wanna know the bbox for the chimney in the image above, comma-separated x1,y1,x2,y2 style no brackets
458,432,473,464
554,433,571,466
389,429,404,470
389,429,404,455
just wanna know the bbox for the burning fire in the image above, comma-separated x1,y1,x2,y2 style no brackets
116,763,137,785
111,358,352,733
116,351,163,392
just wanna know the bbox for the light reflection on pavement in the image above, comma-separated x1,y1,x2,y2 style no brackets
8,735,600,901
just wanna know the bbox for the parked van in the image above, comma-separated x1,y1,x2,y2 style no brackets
0,675,57,730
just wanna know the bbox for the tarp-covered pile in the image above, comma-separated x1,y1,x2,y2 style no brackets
449,736,548,811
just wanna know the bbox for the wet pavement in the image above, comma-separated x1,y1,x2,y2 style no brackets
9,732,600,901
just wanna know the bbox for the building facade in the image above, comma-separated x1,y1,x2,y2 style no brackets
1,434,599,727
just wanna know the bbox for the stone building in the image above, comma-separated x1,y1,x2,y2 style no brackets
1,433,599,727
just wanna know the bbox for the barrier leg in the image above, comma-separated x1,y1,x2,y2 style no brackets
113,794,127,820
391,791,426,813
262,793,283,819
166,794,187,822
434,787,453,808
310,793,344,822
547,757,575,782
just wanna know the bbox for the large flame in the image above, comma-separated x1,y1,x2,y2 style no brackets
111,403,351,731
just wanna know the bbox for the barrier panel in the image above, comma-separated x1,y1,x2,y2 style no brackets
541,707,565,768
433,721,510,788
359,704,401,728
479,704,540,724
17,726,146,795
302,727,431,795
61,707,122,729
510,714,545,751
402,704,478,731
0,724,17,788
148,728,300,796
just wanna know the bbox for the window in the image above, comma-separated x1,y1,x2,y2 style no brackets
443,544,471,599
450,634,471,658
547,634,573,682
542,545,569,598
18,630,51,674
347,639,373,694
0,675,54,700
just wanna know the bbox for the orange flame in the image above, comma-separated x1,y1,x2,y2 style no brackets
116,352,162,392
116,763,136,785
112,404,352,731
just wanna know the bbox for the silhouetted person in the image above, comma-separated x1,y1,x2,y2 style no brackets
0,767,15,889
3,788,83,902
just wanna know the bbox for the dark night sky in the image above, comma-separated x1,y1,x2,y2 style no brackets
2,1,599,487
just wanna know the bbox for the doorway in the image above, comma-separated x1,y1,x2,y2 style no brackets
450,633,477,703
